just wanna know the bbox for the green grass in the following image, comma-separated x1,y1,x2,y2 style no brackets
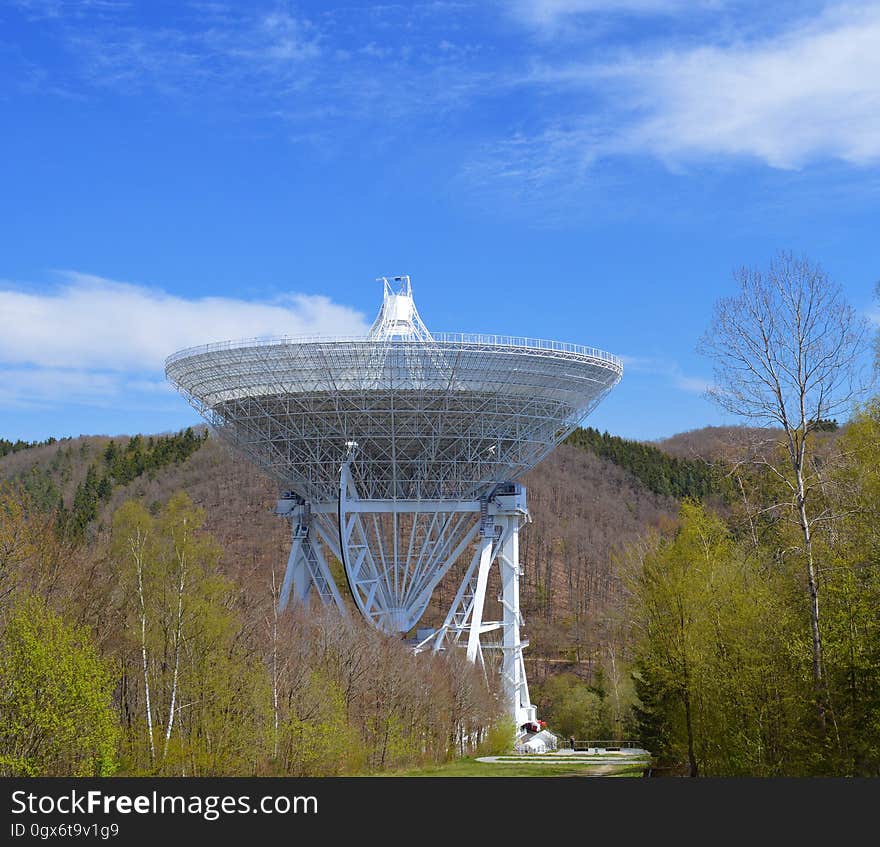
381,757,649,777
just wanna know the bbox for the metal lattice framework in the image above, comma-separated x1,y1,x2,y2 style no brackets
165,276,622,730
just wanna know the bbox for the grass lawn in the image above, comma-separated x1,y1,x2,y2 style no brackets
382,757,649,777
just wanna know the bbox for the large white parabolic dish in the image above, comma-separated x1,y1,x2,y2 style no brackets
166,280,623,503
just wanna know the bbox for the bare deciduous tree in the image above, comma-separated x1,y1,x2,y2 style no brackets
700,251,869,727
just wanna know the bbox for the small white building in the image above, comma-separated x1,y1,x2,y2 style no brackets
518,730,557,754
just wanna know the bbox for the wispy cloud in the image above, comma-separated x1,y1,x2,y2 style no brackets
10,0,132,21
0,273,369,408
461,126,604,198
672,373,714,394
621,354,713,395
14,1,486,129
0,368,172,411
609,4,880,168
65,6,321,97
11,1,880,207
471,3,880,197
509,0,720,29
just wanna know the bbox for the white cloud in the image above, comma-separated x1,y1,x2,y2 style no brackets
615,5,880,167
517,4,880,170
0,273,369,408
0,272,369,371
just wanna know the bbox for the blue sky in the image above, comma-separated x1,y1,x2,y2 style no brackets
1,0,879,442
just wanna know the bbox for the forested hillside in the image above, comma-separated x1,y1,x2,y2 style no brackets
566,426,719,499
0,424,680,775
3,408,879,777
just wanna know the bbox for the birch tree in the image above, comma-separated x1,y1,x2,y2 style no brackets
700,251,869,727
111,502,156,765
268,566,280,761
112,492,235,772
161,498,189,760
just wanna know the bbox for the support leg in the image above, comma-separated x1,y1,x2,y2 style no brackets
466,534,495,663
431,540,484,652
499,514,536,727
278,534,307,612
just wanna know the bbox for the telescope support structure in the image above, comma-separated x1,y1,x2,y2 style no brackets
275,477,537,729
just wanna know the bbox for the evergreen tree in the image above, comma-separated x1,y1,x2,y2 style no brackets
566,427,720,500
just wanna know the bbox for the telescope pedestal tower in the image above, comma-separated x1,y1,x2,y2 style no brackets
276,479,538,730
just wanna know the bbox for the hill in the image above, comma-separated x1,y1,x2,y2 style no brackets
6,413,876,779
655,425,781,462
654,420,841,463
3,419,825,775
0,425,690,680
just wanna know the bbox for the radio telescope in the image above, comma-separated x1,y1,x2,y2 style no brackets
166,276,622,730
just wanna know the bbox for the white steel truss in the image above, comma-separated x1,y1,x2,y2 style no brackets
368,275,433,341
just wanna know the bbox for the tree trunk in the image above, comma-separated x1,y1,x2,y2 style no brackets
132,530,155,765
683,683,698,778
271,568,280,761
679,602,698,777
796,480,826,731
164,548,186,761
